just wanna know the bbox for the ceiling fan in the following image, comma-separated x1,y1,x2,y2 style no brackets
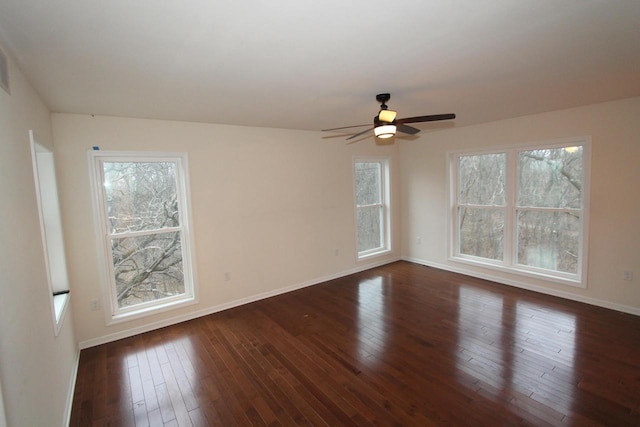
322,93,455,144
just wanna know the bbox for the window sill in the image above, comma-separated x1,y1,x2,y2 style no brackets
449,255,586,289
358,248,392,261
107,296,198,326
53,293,70,336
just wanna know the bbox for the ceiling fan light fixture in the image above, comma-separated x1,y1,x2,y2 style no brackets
378,109,397,123
374,124,396,139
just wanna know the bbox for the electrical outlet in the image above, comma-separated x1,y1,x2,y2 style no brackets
623,270,633,282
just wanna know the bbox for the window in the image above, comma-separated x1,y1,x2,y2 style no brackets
30,130,70,335
354,158,390,259
450,138,590,287
89,151,197,322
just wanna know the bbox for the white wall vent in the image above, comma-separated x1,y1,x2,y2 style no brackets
0,47,9,94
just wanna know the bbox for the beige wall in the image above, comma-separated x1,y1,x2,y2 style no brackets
400,97,640,314
51,114,401,346
1,45,638,423
0,46,78,426
53,97,640,349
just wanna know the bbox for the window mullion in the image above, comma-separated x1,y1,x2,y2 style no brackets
109,226,182,239
515,206,580,214
456,203,506,211
356,202,384,209
504,150,517,266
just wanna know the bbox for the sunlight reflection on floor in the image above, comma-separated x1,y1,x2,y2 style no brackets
456,286,577,416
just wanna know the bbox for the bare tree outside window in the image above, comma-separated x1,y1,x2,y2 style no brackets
458,153,506,260
89,153,196,319
453,143,586,282
103,161,186,308
517,147,583,273
355,160,389,257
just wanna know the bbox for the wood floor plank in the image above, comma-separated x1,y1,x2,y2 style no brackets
195,319,255,426
231,327,331,426
71,261,640,426
219,320,311,425
159,359,193,427
154,381,175,425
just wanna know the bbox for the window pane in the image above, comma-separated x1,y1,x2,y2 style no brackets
517,210,579,274
111,231,185,308
459,153,506,205
357,206,382,252
518,147,583,208
103,162,180,233
459,207,504,260
355,162,381,205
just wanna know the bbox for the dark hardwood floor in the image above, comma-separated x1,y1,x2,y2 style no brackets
70,261,640,426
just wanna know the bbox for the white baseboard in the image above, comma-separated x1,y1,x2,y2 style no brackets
403,256,640,317
62,346,80,427
79,256,400,349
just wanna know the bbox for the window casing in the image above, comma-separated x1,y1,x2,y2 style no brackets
89,151,197,323
30,131,70,335
449,138,590,287
354,158,391,259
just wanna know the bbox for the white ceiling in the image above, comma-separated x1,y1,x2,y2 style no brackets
1,0,639,134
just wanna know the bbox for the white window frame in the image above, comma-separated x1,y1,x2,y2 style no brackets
354,157,391,259
88,151,198,324
449,137,590,288
29,130,70,336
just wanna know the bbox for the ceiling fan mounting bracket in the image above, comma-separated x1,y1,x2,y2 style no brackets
376,93,391,109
